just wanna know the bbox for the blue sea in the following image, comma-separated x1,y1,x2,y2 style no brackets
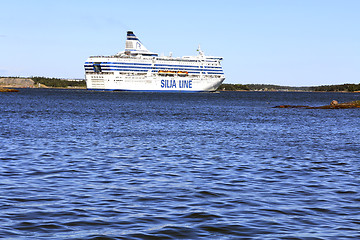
1,89,359,239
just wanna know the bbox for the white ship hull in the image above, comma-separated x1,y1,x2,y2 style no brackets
86,74,224,92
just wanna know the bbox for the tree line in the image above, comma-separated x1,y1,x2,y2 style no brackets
312,84,360,92
218,83,360,92
217,84,250,91
217,84,311,91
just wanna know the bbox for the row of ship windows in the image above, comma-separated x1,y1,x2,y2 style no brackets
85,69,224,74
86,62,220,68
85,65,151,69
85,63,222,69
85,67,223,72
84,65,223,71
89,59,209,64
85,62,151,66
154,64,221,69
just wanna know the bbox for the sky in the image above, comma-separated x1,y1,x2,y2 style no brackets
1,0,359,86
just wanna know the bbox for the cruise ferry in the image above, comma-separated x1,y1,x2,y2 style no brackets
84,31,225,92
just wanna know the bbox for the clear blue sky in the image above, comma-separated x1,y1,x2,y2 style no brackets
1,0,359,86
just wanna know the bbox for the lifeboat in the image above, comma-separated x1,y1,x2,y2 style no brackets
177,71,188,75
158,70,176,74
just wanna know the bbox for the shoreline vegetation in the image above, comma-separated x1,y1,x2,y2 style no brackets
0,76,359,92
218,83,360,92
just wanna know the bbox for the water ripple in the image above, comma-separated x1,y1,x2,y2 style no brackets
1,90,359,239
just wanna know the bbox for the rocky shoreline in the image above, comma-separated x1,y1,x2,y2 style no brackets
0,78,34,88
0,88,19,92
274,100,360,109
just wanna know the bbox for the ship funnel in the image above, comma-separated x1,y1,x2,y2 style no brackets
125,31,150,53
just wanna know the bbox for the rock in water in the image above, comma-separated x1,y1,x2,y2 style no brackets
331,100,338,105
274,100,360,109
0,88,19,92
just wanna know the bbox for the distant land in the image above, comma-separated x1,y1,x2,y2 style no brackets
0,77,86,89
1,77,359,92
219,83,360,92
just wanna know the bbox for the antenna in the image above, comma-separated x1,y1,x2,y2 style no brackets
197,45,204,56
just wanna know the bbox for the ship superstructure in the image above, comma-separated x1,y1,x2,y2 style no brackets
84,31,225,92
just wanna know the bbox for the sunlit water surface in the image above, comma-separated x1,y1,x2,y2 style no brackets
1,89,359,239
